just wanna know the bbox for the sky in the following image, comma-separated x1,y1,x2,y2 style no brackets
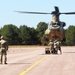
0,0,75,29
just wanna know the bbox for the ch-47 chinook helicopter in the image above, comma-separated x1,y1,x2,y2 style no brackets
15,6,75,41
15,6,75,54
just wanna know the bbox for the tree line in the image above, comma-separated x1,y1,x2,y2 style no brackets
0,22,75,46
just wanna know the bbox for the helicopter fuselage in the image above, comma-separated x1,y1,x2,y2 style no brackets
45,22,65,40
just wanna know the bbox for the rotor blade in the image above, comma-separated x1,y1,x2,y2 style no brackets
55,6,59,13
14,11,51,14
60,12,75,15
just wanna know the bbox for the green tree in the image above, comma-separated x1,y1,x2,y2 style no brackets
66,25,75,45
19,25,31,45
36,22,48,44
1,24,19,45
29,27,39,45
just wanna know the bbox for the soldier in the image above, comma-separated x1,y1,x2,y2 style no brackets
56,40,62,54
53,40,58,54
54,40,62,54
54,40,57,49
0,36,8,64
48,40,54,53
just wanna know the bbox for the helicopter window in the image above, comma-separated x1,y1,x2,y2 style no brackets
51,22,60,26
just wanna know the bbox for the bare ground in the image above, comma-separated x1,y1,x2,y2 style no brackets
0,46,75,75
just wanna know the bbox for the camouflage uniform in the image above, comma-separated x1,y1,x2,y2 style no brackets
56,40,62,54
48,40,54,51
53,40,57,53
54,40,62,54
54,40,57,49
0,36,8,64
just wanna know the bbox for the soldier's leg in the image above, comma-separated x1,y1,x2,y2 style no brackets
3,51,7,64
59,47,62,54
51,46,54,54
1,51,3,64
4,55,7,64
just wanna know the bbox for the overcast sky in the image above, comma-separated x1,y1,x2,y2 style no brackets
0,0,75,29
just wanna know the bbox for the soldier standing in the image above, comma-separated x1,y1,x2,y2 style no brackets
0,36,8,64
48,40,54,53
56,40,62,54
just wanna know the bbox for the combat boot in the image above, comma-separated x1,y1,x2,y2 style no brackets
4,56,7,64
4,62,7,64
4,61,7,64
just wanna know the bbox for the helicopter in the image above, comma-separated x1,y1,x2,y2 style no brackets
15,6,75,54
15,6,75,41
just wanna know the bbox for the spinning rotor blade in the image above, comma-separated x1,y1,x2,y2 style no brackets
60,12,75,15
14,11,51,14
15,6,75,15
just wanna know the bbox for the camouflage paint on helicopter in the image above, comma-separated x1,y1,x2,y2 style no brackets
45,13,66,41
